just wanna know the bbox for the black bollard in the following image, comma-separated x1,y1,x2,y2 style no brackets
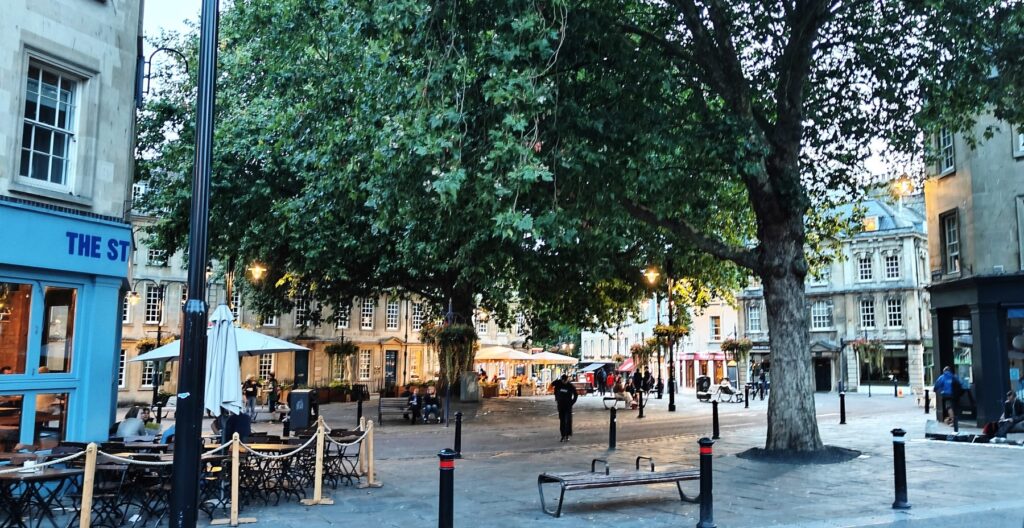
894,377,899,398
438,449,457,528
924,389,930,414
952,396,960,433
744,384,749,409
839,392,847,425
454,412,463,458
891,428,910,510
697,438,716,528
711,401,720,440
637,389,645,419
357,397,364,425
282,415,290,437
608,407,617,450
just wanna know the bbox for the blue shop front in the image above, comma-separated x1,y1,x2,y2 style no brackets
0,199,130,451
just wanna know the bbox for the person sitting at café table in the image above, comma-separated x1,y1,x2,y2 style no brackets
116,407,157,440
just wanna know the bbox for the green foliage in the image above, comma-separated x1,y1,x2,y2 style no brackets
437,324,479,388
324,342,358,358
852,339,887,372
629,340,655,370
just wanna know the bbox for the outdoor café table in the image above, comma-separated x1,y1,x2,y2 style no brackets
122,443,170,453
0,467,83,528
204,443,308,505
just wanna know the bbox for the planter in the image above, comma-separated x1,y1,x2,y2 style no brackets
316,387,331,404
329,387,345,402
481,384,499,398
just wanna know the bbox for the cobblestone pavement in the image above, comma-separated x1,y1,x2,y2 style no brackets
229,391,1024,527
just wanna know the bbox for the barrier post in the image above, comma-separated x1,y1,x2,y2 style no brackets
608,407,617,450
839,392,847,425
357,397,364,425
211,433,256,525
891,428,910,510
357,420,383,488
924,389,930,414
437,449,456,528
637,389,645,419
697,438,716,528
301,416,334,505
358,417,367,475
78,443,97,528
454,412,463,458
711,401,720,440
744,384,749,409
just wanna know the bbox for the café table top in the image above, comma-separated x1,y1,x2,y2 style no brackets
123,442,171,451
204,443,301,452
0,467,83,482
106,452,227,462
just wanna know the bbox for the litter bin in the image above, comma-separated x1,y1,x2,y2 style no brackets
289,389,314,430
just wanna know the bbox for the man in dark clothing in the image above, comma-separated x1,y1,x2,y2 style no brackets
632,369,644,394
643,369,654,392
996,390,1024,438
406,386,422,425
266,372,280,415
554,375,579,442
595,368,607,396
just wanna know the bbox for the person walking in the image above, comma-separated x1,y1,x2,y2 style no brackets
595,367,607,396
554,374,579,442
933,366,960,425
242,376,260,419
266,372,280,415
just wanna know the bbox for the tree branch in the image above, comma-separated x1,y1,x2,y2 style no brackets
620,198,760,271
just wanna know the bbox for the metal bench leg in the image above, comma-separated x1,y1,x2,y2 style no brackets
677,481,700,504
537,478,566,517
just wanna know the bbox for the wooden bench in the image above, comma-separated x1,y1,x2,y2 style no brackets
377,397,411,424
537,457,699,517
602,397,629,410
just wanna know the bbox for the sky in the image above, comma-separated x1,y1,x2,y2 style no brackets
142,0,202,49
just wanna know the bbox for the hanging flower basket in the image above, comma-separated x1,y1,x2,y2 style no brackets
653,324,688,340
720,338,754,363
851,338,886,371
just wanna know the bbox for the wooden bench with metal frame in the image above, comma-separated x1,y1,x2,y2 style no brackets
537,457,699,517
377,397,412,424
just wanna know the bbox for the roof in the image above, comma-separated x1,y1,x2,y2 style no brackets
833,197,927,236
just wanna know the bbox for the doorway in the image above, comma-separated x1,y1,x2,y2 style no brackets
384,350,398,388
814,358,832,392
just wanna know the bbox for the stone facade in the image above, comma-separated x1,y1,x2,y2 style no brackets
737,196,932,395
924,115,1024,426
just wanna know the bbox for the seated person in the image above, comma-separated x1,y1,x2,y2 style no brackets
613,379,635,409
160,423,176,444
223,413,252,443
407,387,423,424
718,377,736,395
421,386,441,423
400,384,414,420
996,390,1024,437
115,416,147,439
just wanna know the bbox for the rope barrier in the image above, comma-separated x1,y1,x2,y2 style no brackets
324,429,369,448
207,441,235,455
0,449,87,475
237,433,317,460
95,451,174,466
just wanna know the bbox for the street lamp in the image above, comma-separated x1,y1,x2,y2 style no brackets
644,267,663,399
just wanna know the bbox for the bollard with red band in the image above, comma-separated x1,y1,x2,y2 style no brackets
697,437,716,528
438,449,457,528
711,401,720,439
891,428,910,510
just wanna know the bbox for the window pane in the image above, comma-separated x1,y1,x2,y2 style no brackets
39,287,75,374
33,127,51,154
49,156,65,185
19,149,31,177
35,392,68,450
0,395,24,453
0,282,33,374
52,133,67,158
38,95,57,126
24,89,37,120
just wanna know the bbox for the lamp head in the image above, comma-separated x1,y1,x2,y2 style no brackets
248,263,267,282
643,267,660,285
128,291,141,306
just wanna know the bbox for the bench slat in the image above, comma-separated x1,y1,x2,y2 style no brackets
541,470,699,490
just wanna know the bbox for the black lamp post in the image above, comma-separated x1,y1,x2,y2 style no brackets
169,0,219,525
666,259,676,412
644,268,663,399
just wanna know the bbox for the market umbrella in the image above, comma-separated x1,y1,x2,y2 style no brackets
204,305,243,416
530,351,579,365
474,346,534,362
130,327,309,362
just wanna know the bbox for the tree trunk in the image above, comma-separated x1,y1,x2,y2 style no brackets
761,223,824,452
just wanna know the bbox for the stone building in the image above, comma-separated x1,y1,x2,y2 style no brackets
0,0,141,448
737,196,932,395
580,297,740,388
924,117,1024,426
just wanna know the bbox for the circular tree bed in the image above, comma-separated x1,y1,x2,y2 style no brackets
736,446,861,465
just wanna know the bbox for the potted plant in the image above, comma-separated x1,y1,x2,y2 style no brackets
329,380,350,402
315,385,332,404
279,379,293,405
720,337,754,365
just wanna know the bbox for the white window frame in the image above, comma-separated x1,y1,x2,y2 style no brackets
747,303,762,333
385,299,400,330
261,314,278,327
258,354,274,381
358,349,371,380
231,289,242,322
710,316,722,341
884,254,900,280
118,349,126,388
514,313,525,335
938,128,955,174
19,61,79,191
412,302,424,331
810,300,833,330
860,299,876,329
360,298,375,330
336,304,350,329
122,296,131,324
131,182,147,210
857,255,873,282
886,297,904,328
942,211,960,274
147,249,168,267
144,285,163,325
476,318,488,336
140,360,156,388
294,298,310,327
